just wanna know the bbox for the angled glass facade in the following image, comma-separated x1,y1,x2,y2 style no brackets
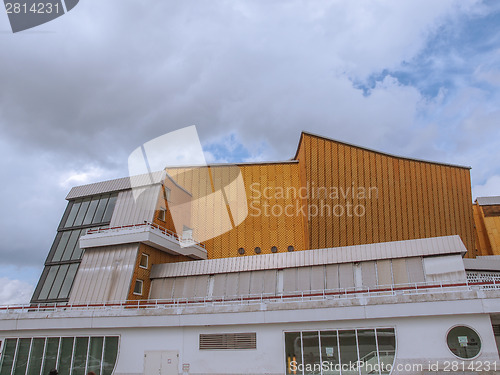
31,193,118,304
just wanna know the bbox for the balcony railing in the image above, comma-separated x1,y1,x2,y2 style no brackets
86,221,206,249
1,279,499,314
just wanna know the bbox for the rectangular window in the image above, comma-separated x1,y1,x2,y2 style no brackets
0,336,119,375
133,279,144,295
158,209,166,221
139,254,149,269
199,333,256,350
164,187,171,202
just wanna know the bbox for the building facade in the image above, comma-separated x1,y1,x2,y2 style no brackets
0,131,498,375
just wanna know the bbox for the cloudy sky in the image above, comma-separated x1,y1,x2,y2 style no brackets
0,0,499,305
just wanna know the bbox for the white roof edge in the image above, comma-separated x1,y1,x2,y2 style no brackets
150,235,466,279
475,196,500,206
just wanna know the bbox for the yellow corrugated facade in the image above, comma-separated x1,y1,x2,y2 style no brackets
159,132,475,258
473,201,500,256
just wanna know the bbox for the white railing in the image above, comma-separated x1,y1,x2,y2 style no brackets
1,279,499,314
86,221,206,249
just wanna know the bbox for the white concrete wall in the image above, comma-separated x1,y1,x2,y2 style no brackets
1,313,498,375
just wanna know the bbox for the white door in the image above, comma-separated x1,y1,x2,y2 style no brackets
144,351,179,375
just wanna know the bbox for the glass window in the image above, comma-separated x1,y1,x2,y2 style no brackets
320,331,340,375
58,263,80,299
68,229,85,260
139,254,149,269
376,328,396,374
102,337,119,375
48,264,70,300
64,201,81,228
338,330,358,375
58,337,75,375
73,198,91,227
41,337,60,375
0,339,18,375
12,338,31,375
92,195,110,224
62,230,81,261
164,187,171,202
27,338,45,375
158,209,166,221
72,337,89,375
83,198,100,225
52,231,71,262
38,266,60,300
447,326,481,359
357,329,378,375
87,337,104,375
302,331,321,375
133,280,143,295
102,195,117,223
284,332,302,375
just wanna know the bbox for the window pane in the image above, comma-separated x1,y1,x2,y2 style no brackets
302,332,320,375
48,265,70,300
13,338,31,375
58,337,75,375
102,337,119,375
102,195,117,223
64,201,81,228
357,330,378,375
338,330,358,375
87,337,104,375
52,231,71,262
83,198,100,226
70,229,86,260
284,332,302,375
376,328,396,374
447,326,481,360
92,196,110,224
58,264,80,299
0,339,18,375
41,338,60,375
73,199,91,227
62,230,81,261
27,338,45,375
38,266,60,300
71,337,89,375
320,331,340,375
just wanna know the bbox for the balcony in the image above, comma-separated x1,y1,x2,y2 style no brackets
79,222,207,260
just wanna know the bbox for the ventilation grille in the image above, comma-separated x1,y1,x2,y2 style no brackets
199,333,256,350
493,324,500,336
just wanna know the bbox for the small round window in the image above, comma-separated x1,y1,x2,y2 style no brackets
446,326,481,359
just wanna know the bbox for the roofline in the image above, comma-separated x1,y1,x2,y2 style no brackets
293,131,472,170
164,160,299,169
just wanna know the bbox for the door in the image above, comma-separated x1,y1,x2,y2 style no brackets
144,351,179,375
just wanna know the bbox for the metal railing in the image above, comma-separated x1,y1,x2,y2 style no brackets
1,279,499,314
86,221,206,249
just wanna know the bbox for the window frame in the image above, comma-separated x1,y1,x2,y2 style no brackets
139,253,149,269
133,279,144,296
158,208,166,221
446,325,482,360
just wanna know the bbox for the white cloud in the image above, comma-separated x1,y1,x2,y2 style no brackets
473,175,500,199
0,278,33,306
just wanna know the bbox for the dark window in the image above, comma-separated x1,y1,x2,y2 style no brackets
447,326,481,359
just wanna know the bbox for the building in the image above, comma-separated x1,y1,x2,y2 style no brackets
473,197,500,256
0,131,499,375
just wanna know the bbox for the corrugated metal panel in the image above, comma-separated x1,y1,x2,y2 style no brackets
325,264,339,289
464,257,500,271
406,257,426,283
392,259,409,285
151,235,466,278
110,185,161,226
476,196,500,206
361,261,377,287
66,172,165,200
68,243,139,303
376,260,393,286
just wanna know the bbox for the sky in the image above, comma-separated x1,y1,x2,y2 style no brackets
0,0,499,305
